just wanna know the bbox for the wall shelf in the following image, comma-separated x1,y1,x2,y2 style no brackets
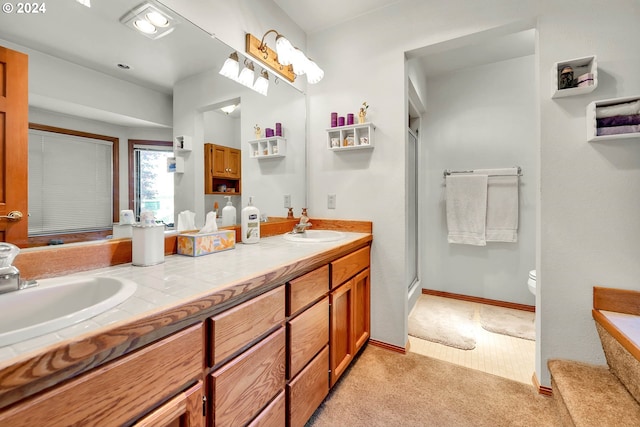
248,137,286,158
551,55,597,99
326,122,375,151
587,95,640,142
173,135,192,151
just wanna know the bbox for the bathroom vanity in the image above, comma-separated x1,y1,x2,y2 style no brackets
0,225,372,426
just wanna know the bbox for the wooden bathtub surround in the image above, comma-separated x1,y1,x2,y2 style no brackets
0,225,372,426
15,218,370,280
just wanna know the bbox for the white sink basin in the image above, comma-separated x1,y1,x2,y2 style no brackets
0,276,137,346
283,229,345,243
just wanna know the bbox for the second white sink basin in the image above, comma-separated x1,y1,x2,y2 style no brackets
283,229,345,243
0,275,137,346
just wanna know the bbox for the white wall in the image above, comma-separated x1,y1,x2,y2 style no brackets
537,3,640,385
421,55,537,306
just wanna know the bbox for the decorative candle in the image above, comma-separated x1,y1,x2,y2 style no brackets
275,122,282,136
347,113,354,125
331,112,338,127
338,116,345,127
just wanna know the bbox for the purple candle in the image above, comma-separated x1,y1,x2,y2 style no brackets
338,116,345,127
275,122,282,136
265,128,273,137
347,113,354,125
331,112,338,127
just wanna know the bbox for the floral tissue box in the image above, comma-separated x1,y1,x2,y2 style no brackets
177,230,235,256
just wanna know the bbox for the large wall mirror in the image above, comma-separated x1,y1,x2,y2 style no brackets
0,0,306,248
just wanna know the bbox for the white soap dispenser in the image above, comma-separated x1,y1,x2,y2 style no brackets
241,196,260,244
221,196,236,227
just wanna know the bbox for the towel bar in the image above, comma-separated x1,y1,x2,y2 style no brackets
443,166,522,178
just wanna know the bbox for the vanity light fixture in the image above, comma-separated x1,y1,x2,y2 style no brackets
237,60,256,88
219,52,240,80
253,69,269,96
246,29,323,84
120,2,178,40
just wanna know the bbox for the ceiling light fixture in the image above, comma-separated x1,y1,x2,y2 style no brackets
245,29,324,84
220,104,237,114
120,2,178,40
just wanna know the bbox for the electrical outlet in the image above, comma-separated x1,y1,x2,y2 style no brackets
328,194,336,209
284,194,291,208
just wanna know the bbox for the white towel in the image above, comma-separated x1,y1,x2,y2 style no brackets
476,168,519,242
446,174,488,246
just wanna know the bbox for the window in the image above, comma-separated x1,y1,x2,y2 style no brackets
128,140,174,227
28,124,118,235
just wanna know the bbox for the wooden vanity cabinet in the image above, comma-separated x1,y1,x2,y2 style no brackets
204,143,241,194
0,323,205,427
330,246,371,387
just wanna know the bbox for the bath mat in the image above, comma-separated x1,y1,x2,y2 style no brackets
408,295,476,350
480,305,535,341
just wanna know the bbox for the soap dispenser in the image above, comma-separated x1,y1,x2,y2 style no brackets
221,196,236,227
241,196,260,244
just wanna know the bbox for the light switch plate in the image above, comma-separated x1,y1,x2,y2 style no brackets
328,194,336,209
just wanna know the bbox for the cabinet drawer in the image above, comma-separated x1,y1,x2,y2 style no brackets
247,391,285,427
288,296,329,379
0,323,203,427
211,328,286,427
287,265,329,316
331,246,370,289
210,286,285,366
287,345,329,427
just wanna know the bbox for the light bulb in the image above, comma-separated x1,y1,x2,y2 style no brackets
275,36,295,66
219,53,240,80
133,19,156,34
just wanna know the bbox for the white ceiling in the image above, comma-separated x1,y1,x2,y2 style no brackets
273,0,401,34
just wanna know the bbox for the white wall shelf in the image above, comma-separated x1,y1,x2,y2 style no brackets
326,122,375,151
167,156,184,173
551,55,597,99
587,95,640,142
173,135,192,151
248,137,286,158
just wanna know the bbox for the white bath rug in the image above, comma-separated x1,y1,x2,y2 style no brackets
479,304,535,341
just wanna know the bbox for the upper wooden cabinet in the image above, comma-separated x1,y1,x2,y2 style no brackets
204,143,241,194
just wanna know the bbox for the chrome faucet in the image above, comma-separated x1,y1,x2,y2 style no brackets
0,243,37,294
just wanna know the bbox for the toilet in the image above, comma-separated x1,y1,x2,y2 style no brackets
528,270,536,295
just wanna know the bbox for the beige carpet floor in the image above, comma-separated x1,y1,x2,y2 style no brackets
308,345,560,427
408,295,477,350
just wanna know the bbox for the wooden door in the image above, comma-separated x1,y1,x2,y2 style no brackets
329,279,354,387
352,268,371,352
0,45,28,245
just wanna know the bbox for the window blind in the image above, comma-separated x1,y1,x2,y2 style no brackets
28,129,113,235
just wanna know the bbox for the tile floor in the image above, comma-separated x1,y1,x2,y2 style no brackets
408,295,536,385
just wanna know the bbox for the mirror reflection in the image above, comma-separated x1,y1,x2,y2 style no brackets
0,0,306,248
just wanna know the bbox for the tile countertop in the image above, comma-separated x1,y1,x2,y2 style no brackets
0,231,371,365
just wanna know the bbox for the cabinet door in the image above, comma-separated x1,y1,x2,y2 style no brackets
133,380,204,427
212,145,228,177
227,148,241,179
353,268,370,352
329,280,354,387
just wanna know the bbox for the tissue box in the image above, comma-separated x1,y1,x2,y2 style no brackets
177,230,235,256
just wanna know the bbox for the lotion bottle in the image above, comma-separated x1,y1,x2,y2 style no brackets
241,196,260,244
221,196,236,227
